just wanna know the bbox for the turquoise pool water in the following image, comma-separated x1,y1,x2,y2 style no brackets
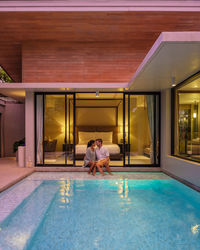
0,178,200,249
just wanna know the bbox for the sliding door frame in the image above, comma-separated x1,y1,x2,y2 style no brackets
35,92,75,167
123,92,161,167
35,91,160,167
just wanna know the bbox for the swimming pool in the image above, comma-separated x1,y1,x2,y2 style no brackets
0,173,200,250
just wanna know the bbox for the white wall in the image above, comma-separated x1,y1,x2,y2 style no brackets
161,89,200,187
76,107,117,126
25,91,35,167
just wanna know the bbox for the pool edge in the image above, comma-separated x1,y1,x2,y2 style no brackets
163,169,200,192
0,169,35,193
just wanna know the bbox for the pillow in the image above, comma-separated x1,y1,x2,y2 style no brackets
78,131,113,144
78,132,95,144
95,132,113,143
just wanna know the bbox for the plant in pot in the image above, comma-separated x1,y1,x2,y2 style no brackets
13,138,25,161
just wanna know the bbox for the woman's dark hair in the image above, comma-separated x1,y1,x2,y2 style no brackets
87,140,95,148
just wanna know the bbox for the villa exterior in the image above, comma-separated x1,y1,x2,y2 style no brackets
0,1,200,185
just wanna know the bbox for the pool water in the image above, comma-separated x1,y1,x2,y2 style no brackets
0,178,200,250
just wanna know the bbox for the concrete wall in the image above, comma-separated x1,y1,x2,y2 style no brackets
161,89,200,187
4,103,25,157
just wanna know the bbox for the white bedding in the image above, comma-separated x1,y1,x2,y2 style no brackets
75,144,120,155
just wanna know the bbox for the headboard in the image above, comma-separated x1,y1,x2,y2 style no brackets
76,126,118,144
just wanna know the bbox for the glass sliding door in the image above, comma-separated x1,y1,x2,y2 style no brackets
75,93,123,167
124,93,160,166
65,94,75,166
44,94,66,164
35,93,75,166
36,94,44,165
35,92,159,166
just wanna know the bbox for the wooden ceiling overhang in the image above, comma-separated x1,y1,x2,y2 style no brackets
0,7,200,83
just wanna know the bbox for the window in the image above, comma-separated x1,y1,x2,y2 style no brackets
172,73,200,162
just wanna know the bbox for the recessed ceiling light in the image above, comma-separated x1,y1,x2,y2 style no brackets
171,76,176,87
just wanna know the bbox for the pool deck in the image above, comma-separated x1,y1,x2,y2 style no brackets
0,157,162,192
1,157,200,194
0,158,34,193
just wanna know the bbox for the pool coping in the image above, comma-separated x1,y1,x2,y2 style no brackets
1,167,200,194
35,167,162,172
0,169,35,193
0,167,161,193
163,169,200,193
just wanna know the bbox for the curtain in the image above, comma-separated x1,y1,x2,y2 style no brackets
36,95,43,164
146,95,155,164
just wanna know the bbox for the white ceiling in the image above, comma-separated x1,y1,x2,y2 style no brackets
180,77,200,91
179,93,200,105
129,32,200,91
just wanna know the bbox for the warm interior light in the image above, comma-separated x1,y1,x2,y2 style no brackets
61,126,65,133
193,112,197,118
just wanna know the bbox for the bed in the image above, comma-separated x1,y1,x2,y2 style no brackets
75,128,121,160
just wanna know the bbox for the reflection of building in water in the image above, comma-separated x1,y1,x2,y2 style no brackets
59,179,73,208
117,179,129,199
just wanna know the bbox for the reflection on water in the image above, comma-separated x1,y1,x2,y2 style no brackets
117,179,129,200
1,179,198,250
191,224,200,234
59,178,73,208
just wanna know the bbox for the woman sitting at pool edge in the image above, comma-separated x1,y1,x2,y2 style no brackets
83,140,105,176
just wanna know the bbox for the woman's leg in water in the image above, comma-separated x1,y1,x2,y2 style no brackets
92,165,97,176
88,162,95,174
96,163,105,176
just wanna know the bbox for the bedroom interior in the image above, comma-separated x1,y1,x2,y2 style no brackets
36,92,159,166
